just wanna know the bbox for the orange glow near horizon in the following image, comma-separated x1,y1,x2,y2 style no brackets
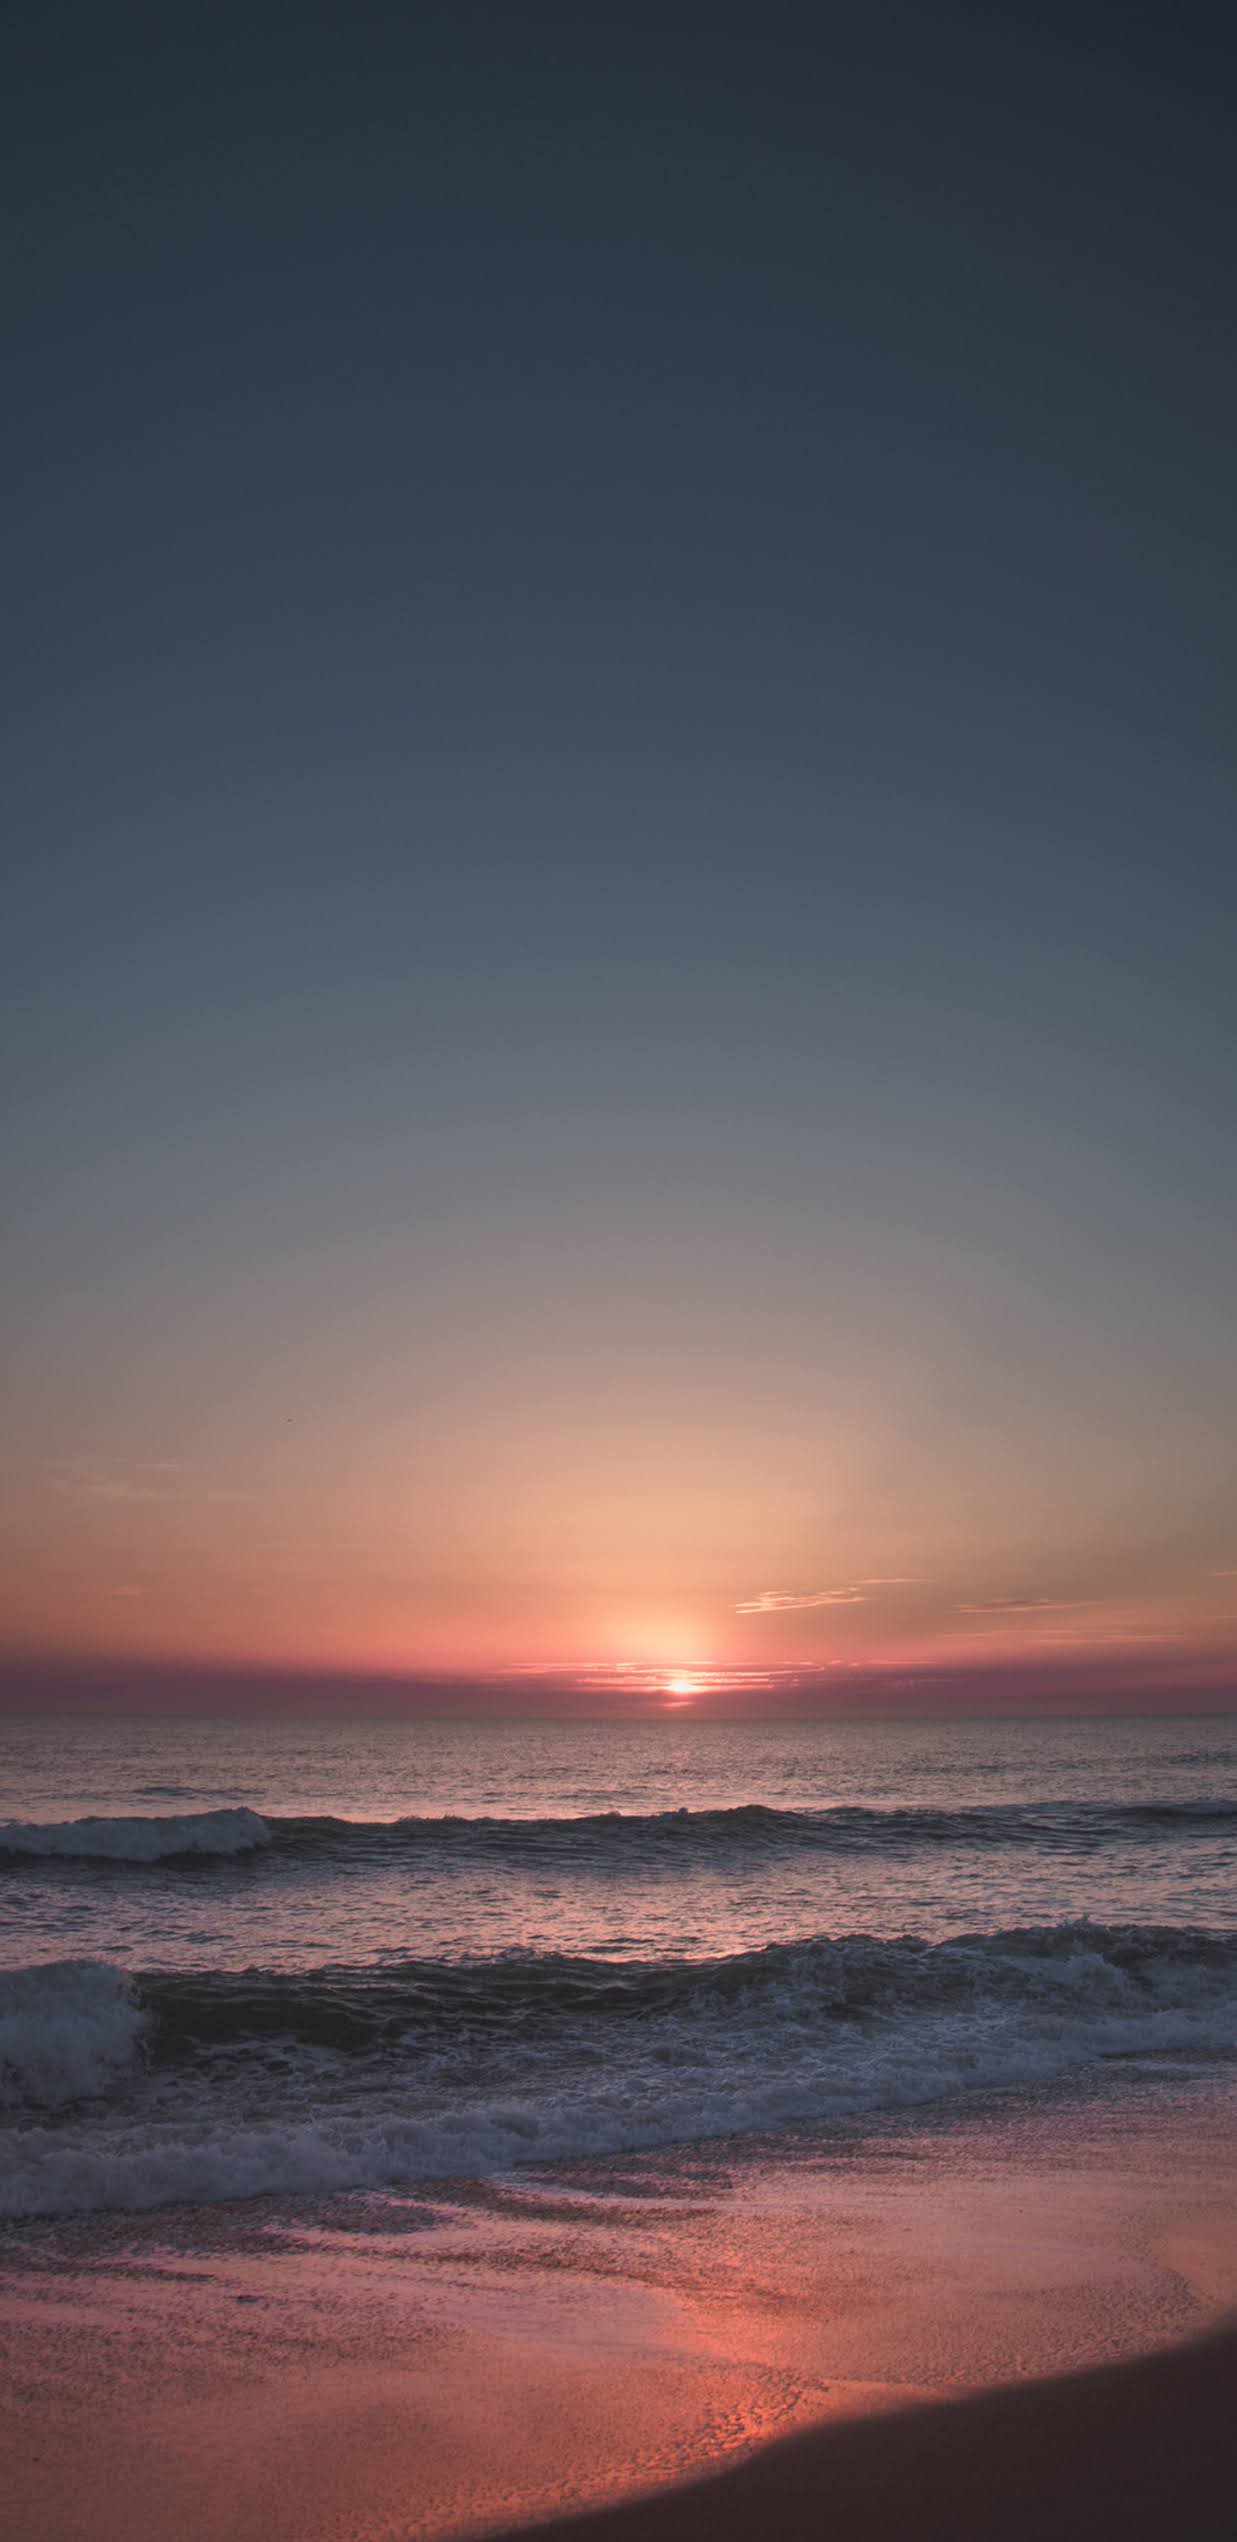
2,1436,1237,1710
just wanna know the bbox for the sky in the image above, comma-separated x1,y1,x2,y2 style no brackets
2,3,1235,1714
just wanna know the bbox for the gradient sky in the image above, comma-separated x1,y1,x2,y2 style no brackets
3,3,1236,1711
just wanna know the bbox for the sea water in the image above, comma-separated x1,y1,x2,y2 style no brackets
1,1713,1234,2220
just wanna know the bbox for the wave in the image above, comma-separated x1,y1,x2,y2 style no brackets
3,1923,1235,2216
0,1961,147,2110
0,1808,271,1863
133,1919,1237,2053
4,1797,1235,1872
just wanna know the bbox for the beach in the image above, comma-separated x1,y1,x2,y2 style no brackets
4,1715,1235,2539
3,2065,1235,2542
499,2321,1237,2542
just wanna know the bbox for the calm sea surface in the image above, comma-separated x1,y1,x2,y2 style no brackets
2,1713,1235,2221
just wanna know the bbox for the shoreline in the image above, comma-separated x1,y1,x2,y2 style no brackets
491,2318,1237,2542
2,2069,1235,2542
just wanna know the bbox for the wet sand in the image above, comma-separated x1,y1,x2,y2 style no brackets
496,2320,1237,2542
1,2074,1235,2542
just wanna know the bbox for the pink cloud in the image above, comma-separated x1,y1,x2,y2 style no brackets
735,1586,868,1614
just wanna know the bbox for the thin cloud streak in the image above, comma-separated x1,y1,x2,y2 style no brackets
735,1587,868,1614
50,1457,181,1505
955,1597,1100,1615
3,1645,1234,1719
735,1578,924,1615
47,1459,242,1508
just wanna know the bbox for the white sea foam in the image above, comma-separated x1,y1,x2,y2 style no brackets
0,1808,271,1862
2,1926,1234,2217
0,1961,147,2111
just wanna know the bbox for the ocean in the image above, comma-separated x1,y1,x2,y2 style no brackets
2,1712,1235,2225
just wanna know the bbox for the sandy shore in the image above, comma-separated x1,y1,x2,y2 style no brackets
2,2073,1235,2541
494,2320,1237,2542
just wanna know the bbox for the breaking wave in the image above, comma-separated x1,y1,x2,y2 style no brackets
0,1961,148,2110
2,1922,1234,2218
133,1919,1237,2052
4,1798,1235,1872
0,1808,271,1863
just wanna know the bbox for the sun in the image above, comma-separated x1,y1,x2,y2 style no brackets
663,1673,703,1699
